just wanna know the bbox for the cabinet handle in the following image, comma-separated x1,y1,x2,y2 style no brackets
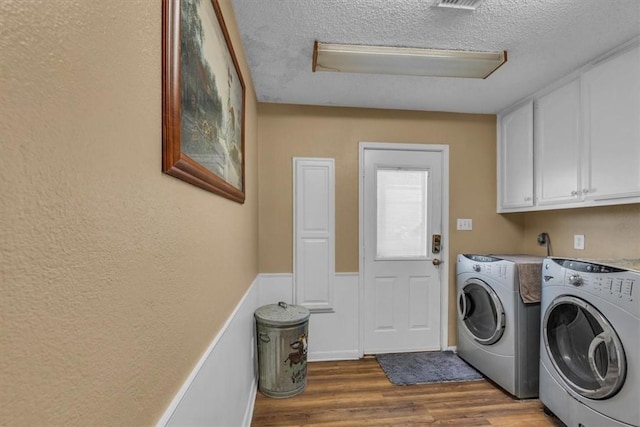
524,196,532,202
571,190,577,196
582,188,595,194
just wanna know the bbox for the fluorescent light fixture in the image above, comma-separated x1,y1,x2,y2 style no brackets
312,41,507,79
437,0,486,10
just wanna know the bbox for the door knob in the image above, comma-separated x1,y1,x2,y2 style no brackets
432,259,443,266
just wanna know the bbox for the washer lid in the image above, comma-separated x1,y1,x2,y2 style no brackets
255,301,310,326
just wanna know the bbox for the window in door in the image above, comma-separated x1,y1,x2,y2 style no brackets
376,168,429,259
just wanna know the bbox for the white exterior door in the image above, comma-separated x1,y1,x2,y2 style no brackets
361,145,446,354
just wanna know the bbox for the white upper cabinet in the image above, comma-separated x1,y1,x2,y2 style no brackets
581,43,640,202
534,79,582,206
498,101,534,210
498,39,640,212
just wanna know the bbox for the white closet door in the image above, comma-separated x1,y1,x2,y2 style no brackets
293,158,335,312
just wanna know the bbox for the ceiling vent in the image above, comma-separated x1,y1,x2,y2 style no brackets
437,0,485,10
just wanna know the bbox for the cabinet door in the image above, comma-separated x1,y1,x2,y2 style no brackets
293,158,335,312
498,101,534,210
582,44,640,201
535,79,582,206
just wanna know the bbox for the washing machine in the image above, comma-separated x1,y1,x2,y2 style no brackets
456,253,543,398
540,257,640,427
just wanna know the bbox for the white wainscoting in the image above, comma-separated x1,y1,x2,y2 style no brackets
157,273,360,427
157,277,259,427
257,273,293,307
257,273,360,361
307,273,360,361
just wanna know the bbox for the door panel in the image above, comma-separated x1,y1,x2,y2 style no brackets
374,277,395,330
409,276,431,329
300,239,330,303
363,147,443,353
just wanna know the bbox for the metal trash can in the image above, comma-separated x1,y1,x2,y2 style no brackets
255,301,310,398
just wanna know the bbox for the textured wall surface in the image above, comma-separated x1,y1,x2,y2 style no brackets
522,205,640,259
0,1,258,425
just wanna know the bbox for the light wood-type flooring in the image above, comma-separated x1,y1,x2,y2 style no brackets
251,357,564,426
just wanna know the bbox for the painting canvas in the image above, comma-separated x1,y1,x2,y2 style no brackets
162,0,245,202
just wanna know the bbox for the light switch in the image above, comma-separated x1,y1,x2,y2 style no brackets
457,219,473,231
574,234,585,250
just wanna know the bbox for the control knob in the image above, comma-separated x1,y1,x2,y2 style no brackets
568,274,583,286
473,264,481,273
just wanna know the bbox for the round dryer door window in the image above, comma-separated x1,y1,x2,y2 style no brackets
458,279,505,345
543,296,626,400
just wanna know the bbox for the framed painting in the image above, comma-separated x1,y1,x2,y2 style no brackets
162,0,246,203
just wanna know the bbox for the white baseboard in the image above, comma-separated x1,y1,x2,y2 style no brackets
309,350,361,362
242,379,257,427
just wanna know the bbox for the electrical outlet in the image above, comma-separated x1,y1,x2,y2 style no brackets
457,219,473,231
574,234,585,250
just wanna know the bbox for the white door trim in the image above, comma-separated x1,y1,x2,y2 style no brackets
358,142,450,357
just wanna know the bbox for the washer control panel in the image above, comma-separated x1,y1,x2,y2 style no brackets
458,254,511,280
544,258,639,316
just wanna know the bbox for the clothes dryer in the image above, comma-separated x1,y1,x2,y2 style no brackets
456,254,543,398
540,257,640,427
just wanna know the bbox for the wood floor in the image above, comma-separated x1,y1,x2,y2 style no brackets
251,357,563,426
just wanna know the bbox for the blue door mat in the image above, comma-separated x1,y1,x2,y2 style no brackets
376,351,484,385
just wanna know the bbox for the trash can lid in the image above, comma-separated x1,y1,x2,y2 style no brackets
255,301,310,326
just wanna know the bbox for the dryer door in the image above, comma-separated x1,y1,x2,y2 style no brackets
458,279,505,345
543,295,626,400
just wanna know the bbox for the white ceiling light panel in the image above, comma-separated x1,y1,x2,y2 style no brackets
437,0,485,10
313,42,507,79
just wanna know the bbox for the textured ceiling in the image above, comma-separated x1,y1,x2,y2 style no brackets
231,0,640,114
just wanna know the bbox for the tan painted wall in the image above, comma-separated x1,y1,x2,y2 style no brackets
0,1,258,425
257,103,526,343
522,205,640,259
